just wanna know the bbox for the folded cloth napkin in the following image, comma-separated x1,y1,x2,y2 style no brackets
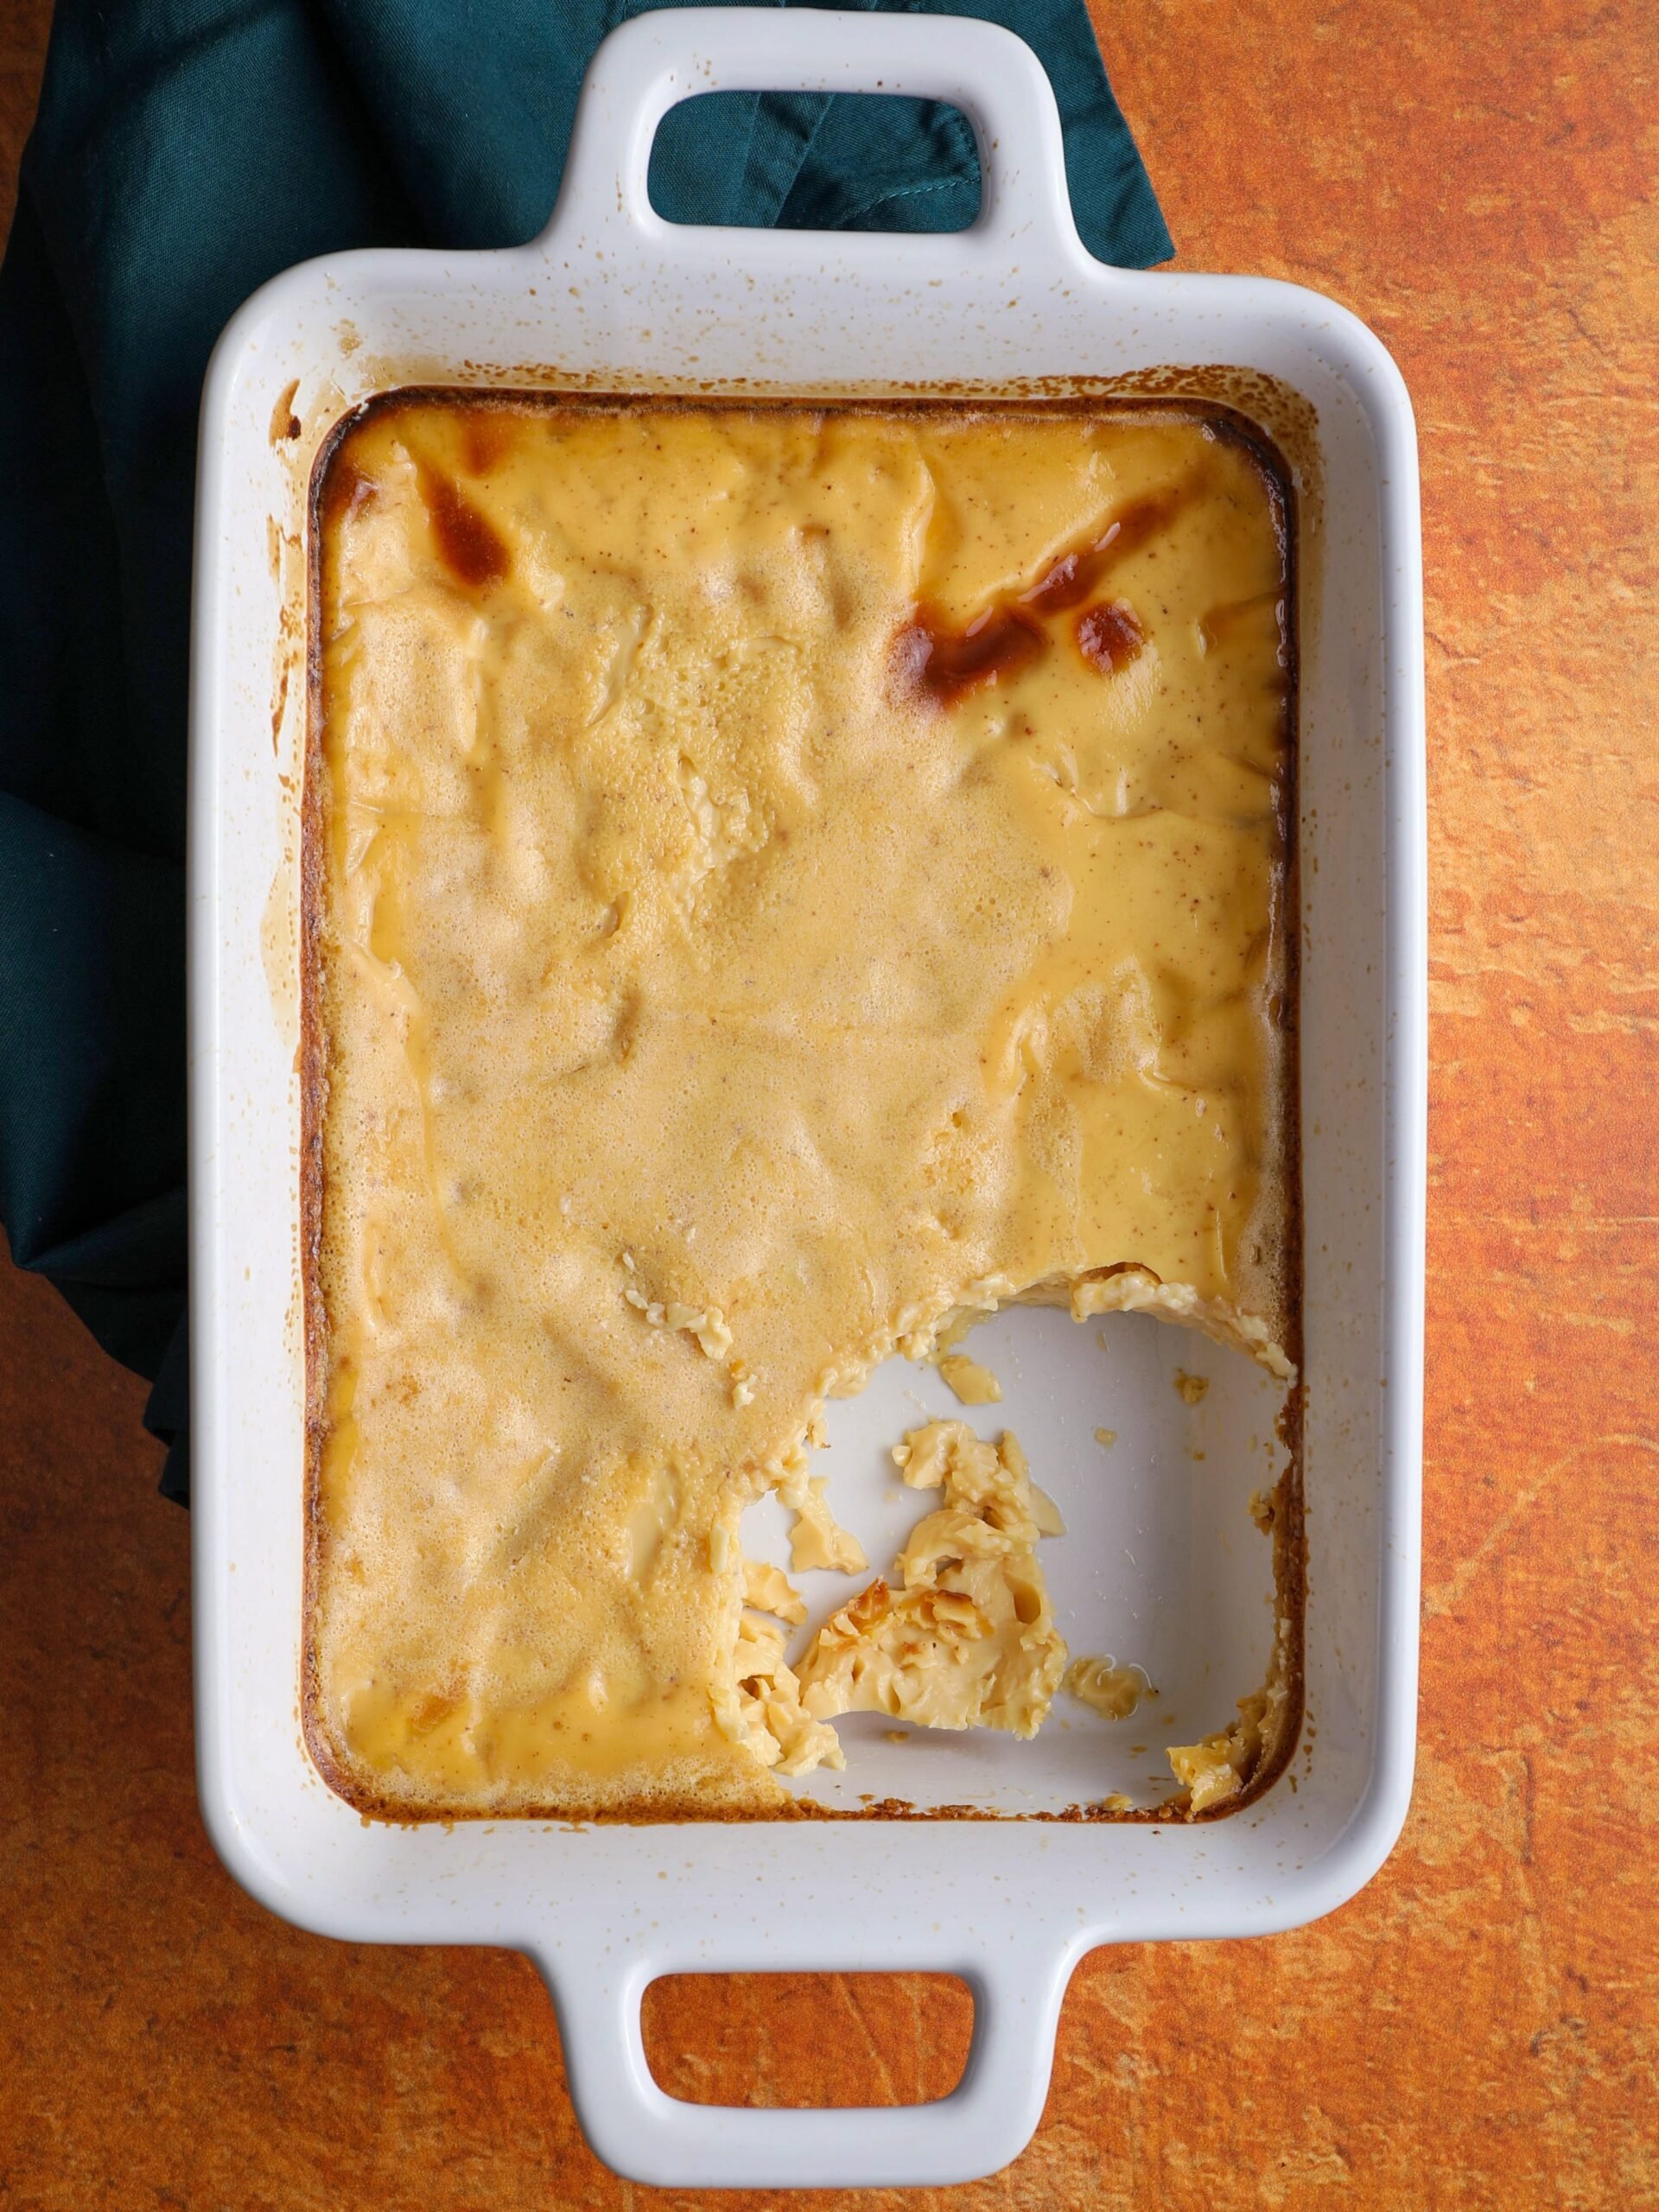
0,0,1169,1503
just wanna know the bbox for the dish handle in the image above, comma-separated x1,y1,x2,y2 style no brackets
543,4,1091,271
536,1929,1077,2190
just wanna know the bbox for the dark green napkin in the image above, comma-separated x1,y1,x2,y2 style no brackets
0,0,1169,1503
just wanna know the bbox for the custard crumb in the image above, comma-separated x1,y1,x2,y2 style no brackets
938,1352,1002,1405
1173,1369,1210,1405
1064,1655,1151,1721
1249,1486,1277,1533
742,1558,807,1625
1027,1481,1066,1537
1094,1427,1117,1448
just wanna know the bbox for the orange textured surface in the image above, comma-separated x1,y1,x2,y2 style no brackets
3,0,1658,2201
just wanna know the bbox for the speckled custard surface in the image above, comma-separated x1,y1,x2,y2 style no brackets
304,396,1297,1818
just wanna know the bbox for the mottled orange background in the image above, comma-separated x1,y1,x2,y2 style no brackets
3,0,1656,2202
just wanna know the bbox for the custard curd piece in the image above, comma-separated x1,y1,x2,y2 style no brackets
1064,1655,1152,1722
1168,1687,1280,1814
797,1421,1067,1738
307,397,1295,1818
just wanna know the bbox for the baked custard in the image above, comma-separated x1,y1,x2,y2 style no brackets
304,395,1298,1818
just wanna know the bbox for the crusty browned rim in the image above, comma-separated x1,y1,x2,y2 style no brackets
299,390,1304,1827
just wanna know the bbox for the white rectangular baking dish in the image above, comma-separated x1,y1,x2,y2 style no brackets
188,8,1425,2189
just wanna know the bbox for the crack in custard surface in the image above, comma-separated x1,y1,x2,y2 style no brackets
307,397,1296,1817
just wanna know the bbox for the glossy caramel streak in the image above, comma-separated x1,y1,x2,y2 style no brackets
896,480,1194,702
893,601,1046,699
1020,486,1190,613
415,459,510,588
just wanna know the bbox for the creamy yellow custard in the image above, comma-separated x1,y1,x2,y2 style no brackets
304,395,1297,1818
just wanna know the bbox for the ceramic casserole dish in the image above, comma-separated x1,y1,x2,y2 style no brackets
188,8,1426,2187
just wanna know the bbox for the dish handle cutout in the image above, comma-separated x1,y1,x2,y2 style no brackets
538,1930,1076,2189
540,5,1104,275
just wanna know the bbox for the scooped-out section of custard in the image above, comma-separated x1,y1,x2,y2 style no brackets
305,396,1296,1818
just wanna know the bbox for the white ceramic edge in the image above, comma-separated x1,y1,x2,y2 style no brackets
188,9,1426,2188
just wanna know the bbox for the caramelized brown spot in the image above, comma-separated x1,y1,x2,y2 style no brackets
897,480,1194,705
896,605,1045,702
1021,487,1189,615
416,461,510,588
845,1579,893,1632
319,452,377,531
461,408,520,476
1076,600,1144,674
